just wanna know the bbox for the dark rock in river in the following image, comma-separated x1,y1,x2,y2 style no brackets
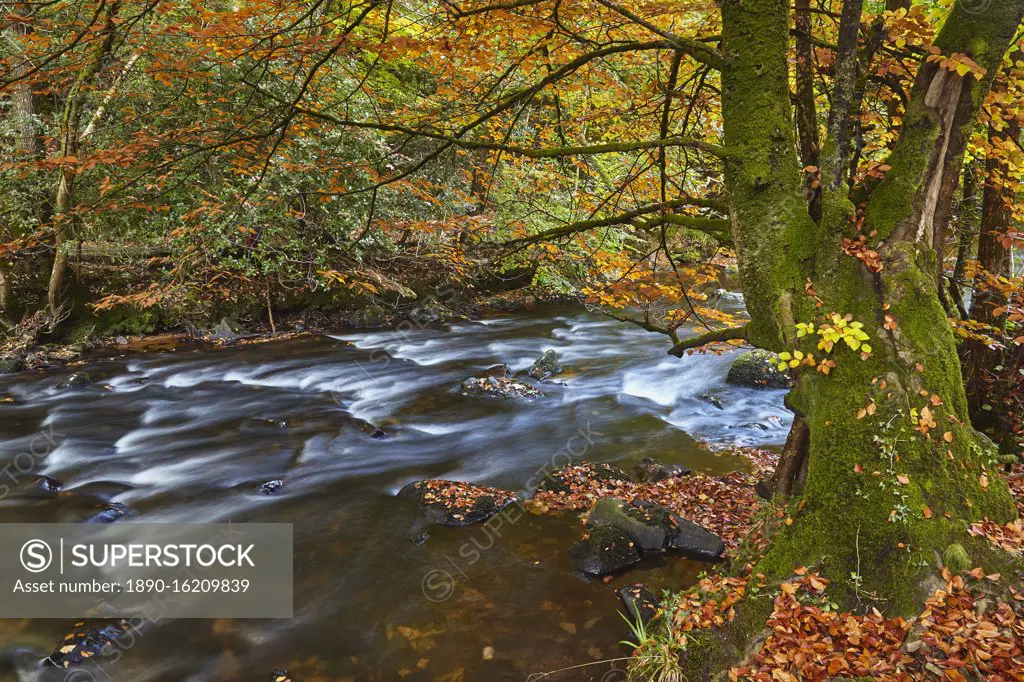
617,583,659,624
259,480,283,495
481,363,512,378
47,619,134,668
460,375,542,399
411,532,429,546
586,497,724,562
0,355,25,374
569,523,640,576
87,502,132,524
538,462,631,494
398,479,521,527
58,371,93,389
271,669,296,682
664,513,726,562
528,349,563,380
725,349,793,389
697,392,724,410
588,497,667,552
8,475,63,498
632,457,691,483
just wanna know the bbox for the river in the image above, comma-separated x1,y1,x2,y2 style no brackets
0,302,791,681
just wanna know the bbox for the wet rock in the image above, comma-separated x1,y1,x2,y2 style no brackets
59,372,93,389
411,532,429,546
259,480,283,495
587,497,724,562
359,422,388,438
754,478,774,501
398,479,521,527
617,583,659,624
664,513,725,562
587,497,667,551
538,462,631,494
460,376,542,399
632,457,692,483
212,317,244,341
9,475,63,498
569,523,640,576
47,619,133,668
271,670,296,682
725,349,793,389
115,335,129,345
698,392,724,410
481,363,512,378
0,355,25,374
87,502,132,524
528,349,563,380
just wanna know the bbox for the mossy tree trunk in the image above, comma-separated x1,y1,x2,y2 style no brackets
720,0,1023,614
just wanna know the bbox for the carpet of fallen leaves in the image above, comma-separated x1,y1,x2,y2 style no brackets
969,467,1024,555
724,569,1024,681
531,449,777,549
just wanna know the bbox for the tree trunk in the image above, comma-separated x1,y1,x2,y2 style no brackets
963,114,1020,431
721,0,1022,614
46,0,122,317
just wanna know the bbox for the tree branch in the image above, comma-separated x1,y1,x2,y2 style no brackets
667,324,747,356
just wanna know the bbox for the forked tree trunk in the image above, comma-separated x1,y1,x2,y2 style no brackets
720,0,1023,614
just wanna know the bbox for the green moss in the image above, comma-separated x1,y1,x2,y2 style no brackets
943,543,971,574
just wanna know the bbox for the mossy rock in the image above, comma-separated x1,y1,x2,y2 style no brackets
569,523,641,576
725,349,793,389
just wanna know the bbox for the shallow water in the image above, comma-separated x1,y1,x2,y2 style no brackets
0,303,791,681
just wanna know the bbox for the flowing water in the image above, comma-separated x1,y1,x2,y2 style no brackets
0,302,792,682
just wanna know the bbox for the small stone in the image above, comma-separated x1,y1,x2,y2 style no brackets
59,372,93,389
411,532,429,546
87,502,132,524
270,670,294,682
259,480,284,495
482,646,494,660
115,336,129,345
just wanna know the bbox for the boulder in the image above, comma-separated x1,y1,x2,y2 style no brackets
0,355,25,374
538,462,631,494
212,317,244,341
617,583,659,624
569,523,640,576
586,497,724,562
725,349,793,389
632,457,692,483
59,372,93,389
587,497,667,552
398,479,521,527
664,513,725,562
47,619,134,668
460,376,542,399
528,349,563,380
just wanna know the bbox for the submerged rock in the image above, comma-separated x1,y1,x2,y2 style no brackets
538,462,631,494
632,457,692,483
47,619,134,668
569,523,640,576
725,349,793,389
460,376,542,399
87,502,132,524
4,475,63,499
617,583,659,624
528,349,563,380
398,479,521,527
59,372,93,389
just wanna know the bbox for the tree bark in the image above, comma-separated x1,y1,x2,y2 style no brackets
46,0,122,317
720,0,1023,615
